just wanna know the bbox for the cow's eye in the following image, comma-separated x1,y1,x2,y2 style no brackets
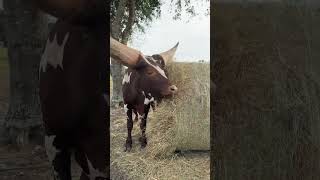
147,69,155,75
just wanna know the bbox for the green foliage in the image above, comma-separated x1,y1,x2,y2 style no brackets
111,0,161,34
110,0,209,38
171,0,210,20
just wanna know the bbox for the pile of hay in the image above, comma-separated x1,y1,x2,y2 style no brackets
110,62,210,180
110,109,210,180
146,62,210,157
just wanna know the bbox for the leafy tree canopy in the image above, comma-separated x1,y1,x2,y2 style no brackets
110,0,209,41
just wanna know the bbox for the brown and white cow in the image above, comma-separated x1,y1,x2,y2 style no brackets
36,0,176,178
35,0,111,180
121,43,179,152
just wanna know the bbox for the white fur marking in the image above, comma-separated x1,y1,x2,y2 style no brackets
45,135,60,178
122,72,132,85
124,104,128,114
142,91,154,105
144,96,155,105
40,33,70,74
143,57,167,79
45,135,60,163
85,156,106,180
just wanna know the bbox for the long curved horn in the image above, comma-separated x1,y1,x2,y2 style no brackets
110,36,142,67
159,42,179,65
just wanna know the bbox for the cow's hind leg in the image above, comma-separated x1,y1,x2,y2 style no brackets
124,104,133,152
45,134,72,180
74,138,107,180
73,95,108,180
139,104,150,149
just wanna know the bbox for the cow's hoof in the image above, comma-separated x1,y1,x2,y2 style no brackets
124,145,132,152
124,141,132,152
139,137,147,149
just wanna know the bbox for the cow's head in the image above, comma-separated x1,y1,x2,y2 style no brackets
110,37,178,99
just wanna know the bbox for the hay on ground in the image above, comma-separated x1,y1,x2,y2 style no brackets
111,109,210,180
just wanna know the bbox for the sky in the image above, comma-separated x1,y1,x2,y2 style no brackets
129,1,210,62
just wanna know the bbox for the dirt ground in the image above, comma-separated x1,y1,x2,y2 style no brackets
0,144,84,180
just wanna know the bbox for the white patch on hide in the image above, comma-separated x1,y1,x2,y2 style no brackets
144,96,154,105
122,72,132,85
45,135,60,163
85,156,107,180
45,135,61,178
143,56,167,79
40,33,69,75
142,91,154,105
124,104,128,114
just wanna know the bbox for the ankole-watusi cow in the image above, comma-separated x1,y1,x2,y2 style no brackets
34,1,133,180
37,0,109,179
121,43,179,152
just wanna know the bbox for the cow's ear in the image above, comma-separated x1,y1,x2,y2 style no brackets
110,37,143,67
158,42,179,66
32,0,87,18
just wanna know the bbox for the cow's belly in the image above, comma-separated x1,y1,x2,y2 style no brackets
39,70,104,134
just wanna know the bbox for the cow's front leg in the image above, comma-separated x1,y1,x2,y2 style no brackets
150,101,156,111
44,134,71,180
139,104,150,149
124,104,133,152
133,109,139,123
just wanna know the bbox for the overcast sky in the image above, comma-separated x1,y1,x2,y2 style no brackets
129,1,210,62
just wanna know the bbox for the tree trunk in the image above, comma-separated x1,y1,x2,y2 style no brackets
213,2,320,179
121,0,136,44
110,0,127,107
1,0,49,146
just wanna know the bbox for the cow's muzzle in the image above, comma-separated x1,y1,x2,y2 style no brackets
169,85,178,94
162,85,178,96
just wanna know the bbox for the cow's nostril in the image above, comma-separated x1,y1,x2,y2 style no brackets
169,85,178,92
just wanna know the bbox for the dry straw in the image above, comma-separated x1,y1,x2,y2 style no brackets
146,62,210,158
